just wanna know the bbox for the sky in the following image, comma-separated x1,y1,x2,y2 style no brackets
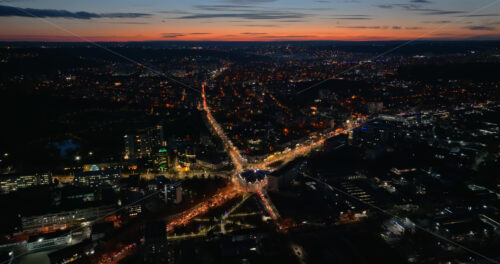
0,0,499,41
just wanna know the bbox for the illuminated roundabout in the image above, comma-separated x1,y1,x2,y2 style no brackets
236,169,270,192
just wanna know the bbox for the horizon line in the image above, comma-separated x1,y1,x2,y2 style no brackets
2,39,500,44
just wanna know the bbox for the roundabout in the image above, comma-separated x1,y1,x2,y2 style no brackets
236,169,270,191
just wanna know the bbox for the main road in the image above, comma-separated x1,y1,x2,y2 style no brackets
163,81,364,264
167,81,362,234
202,83,246,172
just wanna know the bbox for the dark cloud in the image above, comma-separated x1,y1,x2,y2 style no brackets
262,35,313,39
337,25,423,30
397,4,464,15
459,13,499,17
464,34,500,40
288,7,336,11
422,20,451,24
280,19,305,22
101,22,150,24
100,13,150,18
334,17,372,20
240,32,268,34
223,0,276,3
158,10,192,15
334,14,370,17
190,32,210,35
0,5,151,19
177,11,306,20
162,33,185,38
333,14,371,20
243,24,279,27
168,4,322,22
193,5,254,12
375,3,464,16
422,10,464,15
465,26,495,31
376,4,393,9
195,4,332,13
337,25,380,29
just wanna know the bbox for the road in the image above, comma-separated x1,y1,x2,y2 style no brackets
254,127,357,171
162,81,364,264
202,83,246,172
166,184,242,232
152,80,367,264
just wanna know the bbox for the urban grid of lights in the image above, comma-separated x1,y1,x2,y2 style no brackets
165,82,363,232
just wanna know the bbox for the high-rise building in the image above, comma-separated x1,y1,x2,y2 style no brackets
149,124,165,151
164,183,182,204
123,133,148,159
124,124,165,160
154,148,172,172
156,176,182,204
123,134,135,160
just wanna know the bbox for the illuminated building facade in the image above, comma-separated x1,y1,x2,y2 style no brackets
73,169,121,189
0,172,52,194
124,124,165,160
21,204,116,234
27,230,72,251
236,170,269,192
156,176,182,204
154,148,172,172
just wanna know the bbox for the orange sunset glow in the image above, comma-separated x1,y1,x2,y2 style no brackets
0,0,499,42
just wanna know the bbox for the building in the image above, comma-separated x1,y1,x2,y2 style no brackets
156,176,182,204
122,191,144,217
352,119,398,147
82,162,125,172
236,170,269,192
73,169,121,189
27,230,72,251
154,148,172,172
124,125,165,160
0,172,52,194
21,204,116,234
123,134,135,160
149,124,165,151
